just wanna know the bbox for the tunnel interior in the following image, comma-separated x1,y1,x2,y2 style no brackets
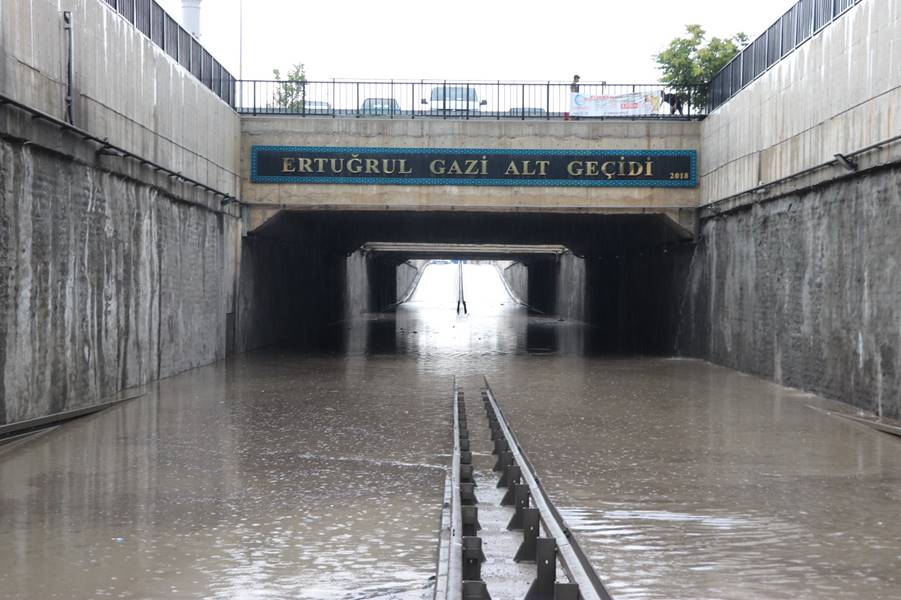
238,210,696,355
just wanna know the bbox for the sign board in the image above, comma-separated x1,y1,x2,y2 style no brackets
569,92,662,117
251,146,696,188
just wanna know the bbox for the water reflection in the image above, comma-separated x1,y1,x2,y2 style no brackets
2,263,900,599
344,262,576,358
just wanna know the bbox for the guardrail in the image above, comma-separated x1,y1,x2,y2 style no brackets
101,0,236,107
708,0,863,111
236,80,707,120
482,380,612,600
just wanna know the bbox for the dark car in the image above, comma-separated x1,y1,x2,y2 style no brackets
360,98,402,116
508,107,547,117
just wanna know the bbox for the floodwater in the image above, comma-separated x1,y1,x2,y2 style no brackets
1,262,900,599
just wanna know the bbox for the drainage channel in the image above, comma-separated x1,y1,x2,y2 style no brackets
435,378,612,600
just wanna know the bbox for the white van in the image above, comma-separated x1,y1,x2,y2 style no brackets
421,86,487,115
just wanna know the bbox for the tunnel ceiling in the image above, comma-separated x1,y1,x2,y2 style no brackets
251,210,689,257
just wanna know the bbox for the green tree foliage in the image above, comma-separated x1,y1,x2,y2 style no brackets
655,25,747,109
272,63,307,111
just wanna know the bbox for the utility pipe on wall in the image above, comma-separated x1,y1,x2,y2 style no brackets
63,11,74,124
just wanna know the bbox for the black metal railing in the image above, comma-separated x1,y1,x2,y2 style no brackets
235,80,708,120
709,0,863,111
101,0,235,107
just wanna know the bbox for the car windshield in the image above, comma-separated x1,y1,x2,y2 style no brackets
430,87,478,102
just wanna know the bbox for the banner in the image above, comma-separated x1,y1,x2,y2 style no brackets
251,147,697,188
569,92,662,117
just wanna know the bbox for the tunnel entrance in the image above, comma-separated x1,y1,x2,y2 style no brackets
237,210,695,356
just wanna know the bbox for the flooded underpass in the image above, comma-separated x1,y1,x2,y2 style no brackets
1,263,900,599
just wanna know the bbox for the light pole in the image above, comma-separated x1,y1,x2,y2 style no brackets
238,0,243,80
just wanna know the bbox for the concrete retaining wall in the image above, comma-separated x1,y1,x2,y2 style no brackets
237,237,345,353
555,252,587,321
0,137,237,425
396,261,421,303
0,0,240,193
679,165,901,418
701,0,900,205
499,261,528,305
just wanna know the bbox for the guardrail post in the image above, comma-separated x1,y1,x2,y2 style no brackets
523,538,556,600
554,583,580,599
463,581,492,600
462,505,481,536
514,507,540,562
499,464,522,495
462,536,486,581
492,436,508,456
461,482,478,506
507,483,531,530
460,462,475,484
493,449,513,473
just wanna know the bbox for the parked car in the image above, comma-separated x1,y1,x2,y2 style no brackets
508,107,547,117
360,97,402,116
421,86,487,115
305,100,332,115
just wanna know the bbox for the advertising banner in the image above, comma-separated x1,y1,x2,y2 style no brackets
251,146,697,188
569,92,662,117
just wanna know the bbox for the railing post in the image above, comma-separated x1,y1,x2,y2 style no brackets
521,83,525,120
465,82,471,120
252,81,256,116
546,81,550,120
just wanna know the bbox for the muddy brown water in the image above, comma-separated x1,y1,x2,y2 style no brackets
1,264,899,599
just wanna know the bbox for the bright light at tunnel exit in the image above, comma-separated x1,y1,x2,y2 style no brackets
405,261,519,314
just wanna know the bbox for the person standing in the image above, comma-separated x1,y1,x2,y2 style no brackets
570,74,581,93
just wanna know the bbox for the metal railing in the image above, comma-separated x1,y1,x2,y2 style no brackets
236,80,708,119
709,0,863,111
101,0,235,107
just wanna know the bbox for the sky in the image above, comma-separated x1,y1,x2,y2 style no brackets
156,0,797,83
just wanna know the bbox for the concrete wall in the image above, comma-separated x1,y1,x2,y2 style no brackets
236,236,346,353
0,136,237,425
701,0,901,205
554,252,587,321
396,260,422,303
679,165,901,418
241,118,700,226
0,0,240,193
0,0,243,426
685,0,901,417
499,261,528,305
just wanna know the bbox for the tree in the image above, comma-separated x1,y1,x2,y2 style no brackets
655,25,747,110
272,63,307,112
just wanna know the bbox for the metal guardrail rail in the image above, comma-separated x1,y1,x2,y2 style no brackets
709,0,864,111
483,378,612,600
236,80,707,120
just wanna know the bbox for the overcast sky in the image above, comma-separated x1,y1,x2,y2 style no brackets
156,0,796,83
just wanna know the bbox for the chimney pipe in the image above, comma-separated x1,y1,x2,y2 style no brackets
182,0,202,39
